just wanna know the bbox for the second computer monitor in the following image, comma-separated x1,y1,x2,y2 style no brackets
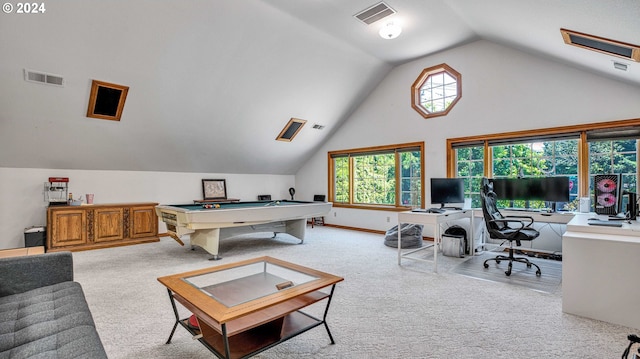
430,178,465,208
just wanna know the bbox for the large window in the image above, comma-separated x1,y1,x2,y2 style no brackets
491,139,579,210
455,145,485,208
329,142,424,210
447,119,640,211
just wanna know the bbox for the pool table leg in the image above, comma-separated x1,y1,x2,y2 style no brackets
190,228,222,260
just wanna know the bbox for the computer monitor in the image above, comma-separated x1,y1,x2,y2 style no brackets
492,176,570,209
430,178,465,208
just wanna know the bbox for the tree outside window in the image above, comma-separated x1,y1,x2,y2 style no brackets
456,146,484,208
330,143,423,209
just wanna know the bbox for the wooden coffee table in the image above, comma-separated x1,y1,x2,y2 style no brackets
157,256,344,359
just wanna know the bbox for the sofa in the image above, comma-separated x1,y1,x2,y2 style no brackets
0,251,108,358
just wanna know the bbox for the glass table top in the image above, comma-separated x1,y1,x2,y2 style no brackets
183,260,319,307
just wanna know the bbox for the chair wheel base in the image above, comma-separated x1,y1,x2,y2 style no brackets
483,254,542,277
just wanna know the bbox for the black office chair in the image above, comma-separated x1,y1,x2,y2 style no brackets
310,195,326,228
480,178,541,277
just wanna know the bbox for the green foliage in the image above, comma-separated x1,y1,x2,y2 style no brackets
334,150,422,207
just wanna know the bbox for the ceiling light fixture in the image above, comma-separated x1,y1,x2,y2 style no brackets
379,21,401,40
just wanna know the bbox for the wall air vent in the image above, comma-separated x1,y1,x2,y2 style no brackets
354,2,396,25
24,69,64,87
276,118,307,142
312,124,325,130
560,28,640,62
613,62,628,71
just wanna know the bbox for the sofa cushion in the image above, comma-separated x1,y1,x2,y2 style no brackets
0,281,107,359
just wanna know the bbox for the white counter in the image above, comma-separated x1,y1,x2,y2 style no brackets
562,213,640,330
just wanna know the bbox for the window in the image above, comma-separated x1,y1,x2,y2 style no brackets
455,144,485,208
329,142,424,210
447,118,640,212
491,139,579,210
411,63,461,119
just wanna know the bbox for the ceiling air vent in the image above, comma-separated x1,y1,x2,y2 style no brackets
354,2,396,25
560,28,640,62
24,69,64,87
276,118,307,142
312,124,325,130
613,62,628,71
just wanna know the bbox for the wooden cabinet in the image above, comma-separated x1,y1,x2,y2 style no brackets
47,202,158,252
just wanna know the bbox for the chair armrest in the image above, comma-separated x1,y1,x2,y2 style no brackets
503,215,535,226
0,251,73,297
490,218,526,231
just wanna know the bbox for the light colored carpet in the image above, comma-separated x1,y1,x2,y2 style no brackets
72,226,636,358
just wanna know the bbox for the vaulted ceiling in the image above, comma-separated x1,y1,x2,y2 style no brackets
1,0,638,174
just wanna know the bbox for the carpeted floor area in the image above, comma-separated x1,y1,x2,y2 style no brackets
450,251,562,294
72,226,637,358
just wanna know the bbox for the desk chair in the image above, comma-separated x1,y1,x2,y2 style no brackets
310,195,326,228
481,178,541,277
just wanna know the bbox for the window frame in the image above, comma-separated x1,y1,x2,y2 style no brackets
411,63,461,119
446,117,640,201
328,142,425,211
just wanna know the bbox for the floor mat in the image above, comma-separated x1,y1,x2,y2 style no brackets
450,251,562,294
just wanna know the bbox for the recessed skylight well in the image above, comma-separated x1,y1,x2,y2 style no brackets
276,118,307,142
560,28,640,62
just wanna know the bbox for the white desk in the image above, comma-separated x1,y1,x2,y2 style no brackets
562,213,640,330
397,209,474,273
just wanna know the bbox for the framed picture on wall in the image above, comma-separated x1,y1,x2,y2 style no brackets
202,179,227,200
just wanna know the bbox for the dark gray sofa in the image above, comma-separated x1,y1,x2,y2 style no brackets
0,251,107,358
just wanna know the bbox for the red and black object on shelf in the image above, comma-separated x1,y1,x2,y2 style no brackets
594,174,621,215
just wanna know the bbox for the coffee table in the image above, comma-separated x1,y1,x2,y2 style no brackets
157,256,344,359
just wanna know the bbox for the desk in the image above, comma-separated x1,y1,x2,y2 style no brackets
562,213,640,330
500,210,575,224
397,209,474,272
156,200,332,260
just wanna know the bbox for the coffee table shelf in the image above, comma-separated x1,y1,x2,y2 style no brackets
177,309,326,359
172,290,329,336
158,256,343,359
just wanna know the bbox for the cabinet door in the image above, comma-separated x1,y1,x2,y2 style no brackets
94,208,124,242
131,206,157,238
50,209,87,247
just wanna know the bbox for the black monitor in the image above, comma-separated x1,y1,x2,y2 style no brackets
492,177,570,204
430,178,465,208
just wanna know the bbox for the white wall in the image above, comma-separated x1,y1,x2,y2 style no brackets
295,40,640,238
0,167,294,249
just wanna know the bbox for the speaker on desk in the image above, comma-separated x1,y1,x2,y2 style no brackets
594,174,621,215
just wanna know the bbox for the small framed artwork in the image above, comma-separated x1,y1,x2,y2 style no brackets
202,179,227,200
86,80,129,121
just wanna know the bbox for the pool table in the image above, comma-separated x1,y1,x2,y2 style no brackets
155,200,332,259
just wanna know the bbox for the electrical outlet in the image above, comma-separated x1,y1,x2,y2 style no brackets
333,212,336,217
386,216,390,222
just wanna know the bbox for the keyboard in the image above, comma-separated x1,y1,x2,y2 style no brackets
427,208,445,214
587,220,623,227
